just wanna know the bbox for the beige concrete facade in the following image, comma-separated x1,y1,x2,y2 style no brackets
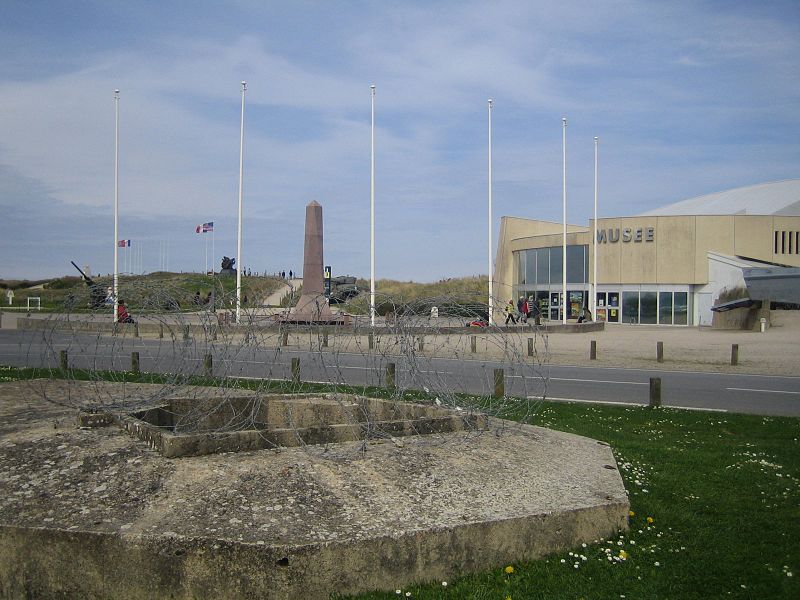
494,214,800,325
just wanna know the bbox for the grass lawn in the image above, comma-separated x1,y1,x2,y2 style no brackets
1,367,797,598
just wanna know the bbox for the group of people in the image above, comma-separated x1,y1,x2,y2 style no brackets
504,297,592,325
279,270,294,279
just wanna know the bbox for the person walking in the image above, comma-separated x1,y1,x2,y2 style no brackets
504,299,518,325
521,297,529,323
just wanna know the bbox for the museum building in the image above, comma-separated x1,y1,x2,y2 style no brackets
494,180,800,326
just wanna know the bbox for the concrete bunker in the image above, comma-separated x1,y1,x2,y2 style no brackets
118,394,488,458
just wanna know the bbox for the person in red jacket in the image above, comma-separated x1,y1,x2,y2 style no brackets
117,299,134,324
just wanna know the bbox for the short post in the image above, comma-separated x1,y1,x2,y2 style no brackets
590,340,597,360
418,337,424,352
656,341,664,363
131,351,140,374
649,377,661,407
527,338,534,357
470,336,477,353
204,354,213,378
535,313,541,326
386,362,396,390
158,324,164,339
211,325,218,341
291,357,301,384
493,368,505,398
731,344,739,366
282,331,289,347
322,331,329,347
183,324,190,341
59,350,68,371
368,333,374,350
134,322,140,338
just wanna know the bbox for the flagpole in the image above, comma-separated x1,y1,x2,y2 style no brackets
562,117,567,325
370,84,376,327
236,81,247,324
212,228,215,275
487,98,494,325
593,136,599,320
204,234,208,274
113,90,119,321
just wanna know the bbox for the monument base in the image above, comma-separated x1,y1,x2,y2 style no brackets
282,293,348,324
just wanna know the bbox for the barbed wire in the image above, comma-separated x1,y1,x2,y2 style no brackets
16,277,550,457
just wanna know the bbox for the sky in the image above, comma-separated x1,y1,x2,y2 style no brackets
1,0,798,281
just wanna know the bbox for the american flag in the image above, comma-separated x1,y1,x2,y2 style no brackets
117,239,131,247
195,221,214,233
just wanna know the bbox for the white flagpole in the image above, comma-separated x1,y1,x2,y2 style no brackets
236,81,247,324
593,136,599,319
487,98,494,325
562,117,567,324
113,90,119,321
212,228,215,275
370,84,376,327
204,233,208,274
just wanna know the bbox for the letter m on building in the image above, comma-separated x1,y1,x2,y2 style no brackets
597,229,607,243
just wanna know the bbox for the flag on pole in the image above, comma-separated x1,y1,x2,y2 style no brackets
117,239,131,247
195,222,214,233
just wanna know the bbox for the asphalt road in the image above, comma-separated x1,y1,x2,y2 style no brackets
1,329,798,417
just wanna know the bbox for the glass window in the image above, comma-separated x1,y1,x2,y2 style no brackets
566,245,587,283
622,292,639,324
640,292,657,324
524,250,537,286
517,251,526,285
659,291,673,325
549,247,562,284
535,248,549,285
674,292,688,325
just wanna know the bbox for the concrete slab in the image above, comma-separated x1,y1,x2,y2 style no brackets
0,380,628,599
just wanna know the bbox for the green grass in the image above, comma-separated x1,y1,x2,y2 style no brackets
1,365,797,598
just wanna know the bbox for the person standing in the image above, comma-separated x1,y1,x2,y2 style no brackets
521,297,529,323
504,299,518,325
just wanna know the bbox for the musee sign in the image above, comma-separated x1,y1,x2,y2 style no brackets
597,227,655,243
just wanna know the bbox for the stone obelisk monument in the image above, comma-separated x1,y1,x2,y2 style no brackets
290,200,341,323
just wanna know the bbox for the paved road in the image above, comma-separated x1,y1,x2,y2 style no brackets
1,329,798,417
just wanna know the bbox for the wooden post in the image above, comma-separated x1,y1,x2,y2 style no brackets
131,352,140,374
470,336,477,353
368,333,374,350
204,354,213,378
649,377,661,407
291,357,301,384
656,341,664,363
282,331,289,347
493,368,504,398
386,362,396,390
590,340,597,360
731,344,739,366
212,325,218,341
59,350,68,371
158,324,164,339
418,337,424,352
134,322,140,338
183,324,190,341
322,331,329,347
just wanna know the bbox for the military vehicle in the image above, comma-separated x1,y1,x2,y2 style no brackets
327,276,360,304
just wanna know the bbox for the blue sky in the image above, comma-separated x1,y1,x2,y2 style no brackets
1,0,798,281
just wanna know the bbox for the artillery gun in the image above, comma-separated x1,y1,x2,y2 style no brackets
70,261,107,308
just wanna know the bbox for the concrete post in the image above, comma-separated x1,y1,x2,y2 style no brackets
493,368,504,398
59,350,68,371
656,341,664,363
731,344,739,366
649,377,661,407
470,336,477,353
131,352,140,374
291,357,301,384
590,340,597,360
204,354,213,378
527,338,534,357
386,362,396,390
